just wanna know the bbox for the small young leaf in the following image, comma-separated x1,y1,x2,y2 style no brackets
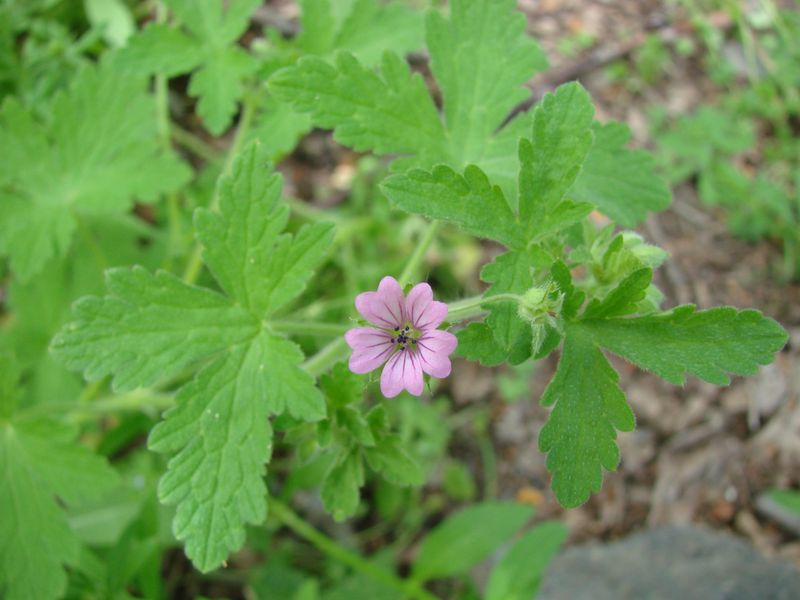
363,436,423,486
320,363,365,409
321,449,364,522
582,268,653,320
412,502,533,582
481,250,536,363
518,82,595,237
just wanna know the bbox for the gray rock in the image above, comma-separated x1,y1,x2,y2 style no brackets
537,525,800,600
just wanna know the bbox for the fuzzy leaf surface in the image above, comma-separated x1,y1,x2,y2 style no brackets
538,324,636,508
54,144,331,571
148,334,276,572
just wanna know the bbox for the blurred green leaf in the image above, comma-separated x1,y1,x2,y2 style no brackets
412,502,533,581
485,521,568,600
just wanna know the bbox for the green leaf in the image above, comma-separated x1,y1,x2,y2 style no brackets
582,306,788,385
0,419,118,600
518,82,595,236
426,0,547,164
249,96,314,161
538,324,635,508
485,521,568,600
117,0,260,134
295,0,336,55
582,268,653,320
570,121,671,227
270,0,545,170
321,449,364,522
454,322,507,367
0,64,190,280
148,335,274,572
331,0,424,66
55,144,332,571
50,267,259,391
114,24,200,76
270,51,445,161
319,363,365,409
381,164,524,248
84,0,134,47
189,48,256,135
363,436,423,486
412,502,533,582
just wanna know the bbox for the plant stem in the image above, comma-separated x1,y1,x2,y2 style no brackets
153,2,184,273
302,337,348,377
269,321,349,336
269,499,438,600
182,93,258,284
171,124,221,164
398,221,440,285
446,293,522,322
40,391,175,424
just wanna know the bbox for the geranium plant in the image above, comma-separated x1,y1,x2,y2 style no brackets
0,0,788,598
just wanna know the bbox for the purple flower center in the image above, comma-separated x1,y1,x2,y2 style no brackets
391,324,419,351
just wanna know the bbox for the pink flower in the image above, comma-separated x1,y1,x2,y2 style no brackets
345,276,458,398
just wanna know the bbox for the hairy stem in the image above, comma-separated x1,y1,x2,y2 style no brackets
399,221,440,285
269,499,438,600
446,292,523,322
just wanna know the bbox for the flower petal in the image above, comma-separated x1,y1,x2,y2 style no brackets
417,330,458,378
380,350,424,397
345,328,395,374
355,276,405,328
405,282,433,327
413,297,448,331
